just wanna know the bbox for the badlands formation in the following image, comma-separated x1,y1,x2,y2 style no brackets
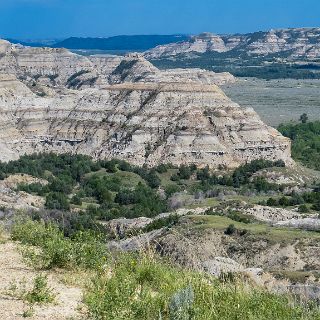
144,28,320,59
0,39,291,167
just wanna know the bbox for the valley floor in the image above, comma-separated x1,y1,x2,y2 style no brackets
222,78,320,126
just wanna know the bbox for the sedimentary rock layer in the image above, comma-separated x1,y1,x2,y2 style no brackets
144,28,320,60
0,40,291,167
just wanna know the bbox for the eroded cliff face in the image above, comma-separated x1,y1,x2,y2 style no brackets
0,40,291,167
144,28,320,60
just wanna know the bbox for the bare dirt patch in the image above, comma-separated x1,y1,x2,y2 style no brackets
0,241,83,320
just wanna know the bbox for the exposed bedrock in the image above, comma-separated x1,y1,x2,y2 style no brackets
0,40,291,167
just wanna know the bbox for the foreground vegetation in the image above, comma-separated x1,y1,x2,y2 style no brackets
9,218,320,320
0,120,319,317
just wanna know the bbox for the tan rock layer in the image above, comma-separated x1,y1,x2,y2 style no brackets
144,28,320,60
0,40,291,167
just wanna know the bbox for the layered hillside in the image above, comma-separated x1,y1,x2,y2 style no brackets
144,28,320,60
0,40,291,167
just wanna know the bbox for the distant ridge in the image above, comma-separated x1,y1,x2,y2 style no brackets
5,38,51,47
5,38,59,47
144,28,320,60
52,35,190,50
144,28,320,79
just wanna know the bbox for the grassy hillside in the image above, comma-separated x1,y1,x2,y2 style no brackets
1,153,319,235
7,219,320,320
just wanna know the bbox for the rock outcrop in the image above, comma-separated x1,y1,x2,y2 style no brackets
144,28,320,60
0,40,291,167
275,218,320,231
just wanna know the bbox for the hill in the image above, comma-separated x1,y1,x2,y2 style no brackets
0,39,290,168
52,34,190,50
146,28,320,79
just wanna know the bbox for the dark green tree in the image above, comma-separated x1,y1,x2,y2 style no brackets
299,113,308,124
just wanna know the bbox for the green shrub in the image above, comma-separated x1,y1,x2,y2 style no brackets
11,220,107,270
155,164,169,173
17,182,46,196
45,192,70,210
170,174,180,182
298,204,309,213
232,159,281,187
114,183,167,218
84,252,320,320
224,224,236,235
25,275,55,305
165,184,182,197
227,211,253,224
5,274,55,306
71,194,82,205
177,165,193,180
142,214,179,233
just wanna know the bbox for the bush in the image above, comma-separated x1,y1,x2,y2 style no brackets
45,192,70,210
48,178,73,194
114,183,167,218
232,159,280,187
17,183,46,196
71,194,82,205
227,211,253,224
278,196,291,207
312,199,320,212
298,204,309,213
155,164,169,173
144,170,161,189
142,215,179,233
165,184,182,197
177,165,193,180
170,174,180,182
5,274,55,306
267,197,278,206
102,160,117,173
25,275,55,305
224,224,236,235
11,220,107,270
31,209,107,237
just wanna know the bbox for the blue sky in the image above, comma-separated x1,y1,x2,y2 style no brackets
1,0,320,39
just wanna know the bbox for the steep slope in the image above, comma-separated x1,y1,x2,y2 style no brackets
0,40,235,89
0,40,291,167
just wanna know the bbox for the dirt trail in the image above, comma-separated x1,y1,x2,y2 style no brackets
0,241,83,320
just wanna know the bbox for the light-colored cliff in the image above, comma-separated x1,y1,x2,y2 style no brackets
0,40,291,167
144,28,320,60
